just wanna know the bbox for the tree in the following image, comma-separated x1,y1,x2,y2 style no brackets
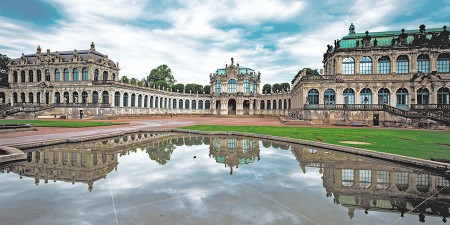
0,53,10,87
130,78,138,85
203,85,210,94
280,82,290,92
185,83,195,93
147,64,176,86
262,84,272,94
291,68,320,84
155,80,169,90
120,75,129,83
272,83,281,93
194,84,203,93
173,83,184,92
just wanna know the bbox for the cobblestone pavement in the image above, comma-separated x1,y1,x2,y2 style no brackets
0,116,283,147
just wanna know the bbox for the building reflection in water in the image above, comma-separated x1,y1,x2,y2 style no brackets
2,133,449,223
291,145,450,223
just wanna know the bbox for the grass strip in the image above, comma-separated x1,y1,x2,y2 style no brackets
0,119,125,128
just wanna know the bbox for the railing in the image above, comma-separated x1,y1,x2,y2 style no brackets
300,75,337,82
304,104,384,111
53,103,111,108
411,104,450,111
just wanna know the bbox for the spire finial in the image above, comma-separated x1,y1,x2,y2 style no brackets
90,41,95,51
349,23,355,34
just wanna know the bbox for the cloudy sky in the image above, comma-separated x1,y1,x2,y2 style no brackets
0,0,448,85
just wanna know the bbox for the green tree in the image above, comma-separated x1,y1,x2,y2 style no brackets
280,82,290,92
262,84,272,94
155,80,169,90
120,75,129,83
147,64,176,86
272,83,281,93
130,78,138,85
185,83,195,93
0,53,10,87
194,84,203,93
203,85,210,94
173,83,184,92
291,68,320,84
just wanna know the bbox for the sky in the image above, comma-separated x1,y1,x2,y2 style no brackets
0,0,449,86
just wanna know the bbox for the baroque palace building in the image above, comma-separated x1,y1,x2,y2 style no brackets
0,24,449,126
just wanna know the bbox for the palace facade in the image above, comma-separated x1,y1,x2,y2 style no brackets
0,24,449,127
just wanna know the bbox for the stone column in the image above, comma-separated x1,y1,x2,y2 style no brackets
373,56,379,74
355,56,360,75
430,53,437,72
410,54,417,73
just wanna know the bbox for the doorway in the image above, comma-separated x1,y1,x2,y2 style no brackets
373,113,380,126
228,99,236,115
216,100,221,115
243,100,250,115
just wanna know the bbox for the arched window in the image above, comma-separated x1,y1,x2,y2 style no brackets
228,79,237,93
82,91,88,103
114,92,120,106
73,92,79,103
161,97,164,108
82,68,88,81
63,92,69,103
417,88,429,105
172,99,177,108
138,94,142,107
63,68,69,81
253,82,257,93
260,100,265,109
267,100,271,110
198,100,203,109
28,92,33,103
215,80,221,93
343,57,355,74
360,88,372,104
437,53,450,73
342,169,354,187
144,95,148,107
123,93,129,107
324,89,335,105
28,70,34,82
396,88,408,110
112,73,116,80
288,99,291,109
360,56,372,74
20,70,26,82
417,54,430,73
377,171,390,190
343,88,355,104
437,87,450,104
73,68,79,81
185,99,190,109
45,69,50,81
192,100,197,109
243,80,250,93
205,100,211,109
307,89,319,105
55,69,61,82
179,99,183,109
150,96,154,108
283,99,287,109
37,70,42,82
92,91,99,104
94,69,99,81
378,56,390,74
359,170,372,188
102,91,109,104
396,55,409,74
13,71,18,83
155,97,159,108
55,92,61,104
103,71,108,81
131,94,136,107
272,100,277,109
378,88,390,104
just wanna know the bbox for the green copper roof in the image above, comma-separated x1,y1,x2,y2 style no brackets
215,66,255,75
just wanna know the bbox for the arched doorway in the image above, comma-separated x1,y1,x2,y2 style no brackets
0,92,5,103
215,100,221,115
228,99,236,115
243,100,250,115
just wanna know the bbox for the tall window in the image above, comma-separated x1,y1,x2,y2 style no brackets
342,169,354,187
138,95,142,107
243,80,250,93
144,95,148,107
102,91,109,104
360,88,372,104
150,96,154,108
437,53,450,73
215,80,221,93
253,82,257,93
92,91,99,104
378,56,390,74
123,93,128,107
267,100,271,110
94,69,99,81
324,89,335,105
272,100,276,109
178,99,183,109
21,70,26,82
198,100,203,109
205,100,210,109
260,100,265,109
417,88,429,105
45,69,50,81
28,92,33,103
185,100,190,109
228,79,236,93
359,170,372,188
114,92,120,106
378,88,390,104
172,99,177,108
63,68,69,81
13,71,18,83
73,68,79,81
82,91,88,103
131,94,135,107
103,71,108,81
28,70,33,82
155,97,159,108
343,88,355,104
308,89,319,105
360,56,372,74
192,100,196,109
55,69,60,81
396,55,409,74
63,92,69,103
437,87,450,104
343,57,355,74
417,54,430,73
396,88,408,109
37,70,42,82
55,92,61,103
73,92,79,103
82,68,88,81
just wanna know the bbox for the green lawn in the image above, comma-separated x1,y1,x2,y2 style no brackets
181,125,450,160
0,120,125,128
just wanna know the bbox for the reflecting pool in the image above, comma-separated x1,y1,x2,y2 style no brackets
0,132,449,225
